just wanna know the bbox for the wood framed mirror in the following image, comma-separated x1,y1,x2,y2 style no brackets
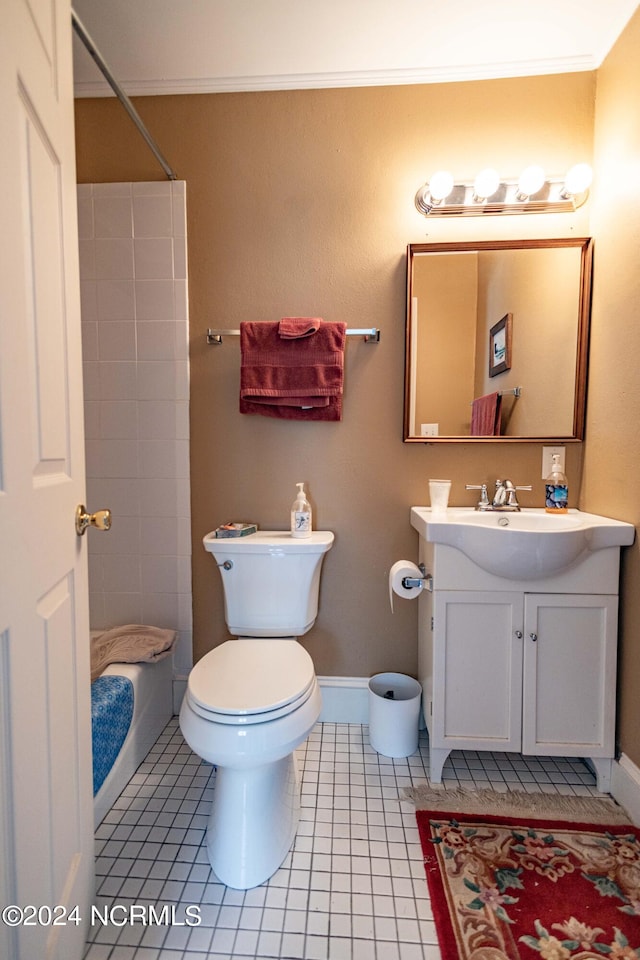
404,237,593,442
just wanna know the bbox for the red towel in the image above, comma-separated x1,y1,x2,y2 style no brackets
240,320,346,421
278,317,321,338
471,392,502,436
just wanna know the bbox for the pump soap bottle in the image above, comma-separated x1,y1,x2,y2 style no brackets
291,482,312,538
545,454,568,514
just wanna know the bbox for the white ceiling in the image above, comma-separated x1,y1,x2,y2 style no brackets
72,0,640,98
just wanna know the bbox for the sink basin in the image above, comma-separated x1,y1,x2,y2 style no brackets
410,506,635,580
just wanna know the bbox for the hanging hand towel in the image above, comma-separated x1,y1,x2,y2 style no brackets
471,392,502,436
278,317,321,338
240,320,346,421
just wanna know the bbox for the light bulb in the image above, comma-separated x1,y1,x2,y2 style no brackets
473,168,500,201
428,170,454,203
517,165,545,199
563,163,593,196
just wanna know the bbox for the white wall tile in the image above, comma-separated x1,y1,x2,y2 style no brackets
141,593,179,631
98,321,136,361
100,400,138,440
177,593,193,631
93,182,132,198
177,556,192,593
141,556,179,593
177,517,192,554
99,361,138,400
96,438,139,478
84,401,101,439
138,400,178,441
173,238,187,279
87,477,141,518
139,440,179,479
134,238,174,279
89,593,106,631
133,195,173,237
176,401,190,440
77,197,94,239
104,593,143,626
132,182,172,197
80,281,98,322
78,239,96,280
78,183,191,663
136,322,177,361
138,478,179,517
94,238,134,280
94,197,134,238
136,280,176,320
102,554,141,593
141,517,179,556
96,517,141,557
174,280,188,323
82,362,101,401
82,320,98,361
137,361,178,400
96,280,135,321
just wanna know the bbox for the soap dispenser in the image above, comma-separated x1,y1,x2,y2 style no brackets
290,482,312,538
545,454,568,514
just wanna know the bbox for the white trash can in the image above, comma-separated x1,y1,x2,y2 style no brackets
368,672,422,758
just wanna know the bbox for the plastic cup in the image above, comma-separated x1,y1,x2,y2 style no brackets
429,479,451,519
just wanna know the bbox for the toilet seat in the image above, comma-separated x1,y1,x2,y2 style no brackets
187,638,316,725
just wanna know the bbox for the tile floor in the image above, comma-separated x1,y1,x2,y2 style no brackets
84,718,602,960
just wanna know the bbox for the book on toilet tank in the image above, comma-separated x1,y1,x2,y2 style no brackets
214,522,258,538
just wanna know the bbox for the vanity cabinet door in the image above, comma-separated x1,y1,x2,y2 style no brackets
521,594,618,758
432,591,524,753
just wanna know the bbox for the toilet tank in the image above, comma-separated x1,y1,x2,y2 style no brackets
203,530,334,637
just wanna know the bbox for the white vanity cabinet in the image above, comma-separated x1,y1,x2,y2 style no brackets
415,527,626,793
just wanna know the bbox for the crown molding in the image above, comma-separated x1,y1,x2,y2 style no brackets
73,54,596,99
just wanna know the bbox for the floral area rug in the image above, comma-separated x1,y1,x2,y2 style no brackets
416,803,640,960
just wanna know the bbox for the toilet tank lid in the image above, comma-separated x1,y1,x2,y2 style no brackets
203,530,334,554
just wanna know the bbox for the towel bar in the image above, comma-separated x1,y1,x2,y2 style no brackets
206,327,380,344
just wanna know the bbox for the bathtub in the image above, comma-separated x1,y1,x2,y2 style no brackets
92,656,173,828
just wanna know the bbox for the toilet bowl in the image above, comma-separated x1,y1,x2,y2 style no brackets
179,530,334,889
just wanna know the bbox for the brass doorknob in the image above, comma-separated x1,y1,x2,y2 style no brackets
75,504,112,536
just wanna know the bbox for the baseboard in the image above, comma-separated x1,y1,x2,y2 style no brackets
611,753,640,825
317,676,369,724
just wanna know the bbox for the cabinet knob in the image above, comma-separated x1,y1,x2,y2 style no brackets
530,632,538,642
515,630,523,639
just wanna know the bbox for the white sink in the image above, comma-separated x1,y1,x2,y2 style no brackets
410,506,635,580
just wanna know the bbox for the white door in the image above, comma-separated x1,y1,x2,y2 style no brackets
0,1,94,958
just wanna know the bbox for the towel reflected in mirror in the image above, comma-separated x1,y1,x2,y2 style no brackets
471,392,502,436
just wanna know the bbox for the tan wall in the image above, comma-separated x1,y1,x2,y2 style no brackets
75,74,595,679
586,8,640,766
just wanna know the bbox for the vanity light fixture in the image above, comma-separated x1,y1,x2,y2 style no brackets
414,163,593,217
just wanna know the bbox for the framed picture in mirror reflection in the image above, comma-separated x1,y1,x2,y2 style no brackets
489,312,512,377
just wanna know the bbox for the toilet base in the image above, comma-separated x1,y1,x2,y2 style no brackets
207,753,301,889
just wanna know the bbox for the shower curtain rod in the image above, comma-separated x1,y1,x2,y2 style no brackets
71,9,177,181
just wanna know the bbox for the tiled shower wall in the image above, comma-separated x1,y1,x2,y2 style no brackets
77,181,192,680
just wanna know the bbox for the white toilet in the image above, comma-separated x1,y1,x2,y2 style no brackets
179,529,334,889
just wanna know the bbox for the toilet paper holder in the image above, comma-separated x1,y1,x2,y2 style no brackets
402,563,432,592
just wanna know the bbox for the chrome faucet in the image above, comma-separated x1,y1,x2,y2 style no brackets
466,479,532,511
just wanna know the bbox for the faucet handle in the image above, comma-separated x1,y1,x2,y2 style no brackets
506,483,533,507
465,483,489,508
